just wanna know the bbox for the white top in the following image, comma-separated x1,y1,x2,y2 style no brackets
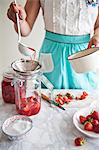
40,0,98,35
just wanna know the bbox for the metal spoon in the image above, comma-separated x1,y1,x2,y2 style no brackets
14,0,35,57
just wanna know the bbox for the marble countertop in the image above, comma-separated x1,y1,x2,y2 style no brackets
0,89,99,150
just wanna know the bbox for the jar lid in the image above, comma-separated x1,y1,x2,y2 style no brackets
3,68,15,79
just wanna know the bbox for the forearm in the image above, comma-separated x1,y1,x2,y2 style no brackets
14,0,40,37
94,27,99,36
14,20,31,37
94,7,99,35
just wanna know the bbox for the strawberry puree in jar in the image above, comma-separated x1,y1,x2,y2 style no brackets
1,69,15,104
1,68,26,104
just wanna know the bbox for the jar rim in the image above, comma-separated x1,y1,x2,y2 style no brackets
3,69,15,79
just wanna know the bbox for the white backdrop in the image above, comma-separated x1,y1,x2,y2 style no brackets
0,0,45,81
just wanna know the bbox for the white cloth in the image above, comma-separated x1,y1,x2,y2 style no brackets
40,0,98,35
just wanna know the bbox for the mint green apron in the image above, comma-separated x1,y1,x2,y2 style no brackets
39,31,99,89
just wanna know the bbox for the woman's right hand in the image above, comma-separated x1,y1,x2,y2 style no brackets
7,2,26,23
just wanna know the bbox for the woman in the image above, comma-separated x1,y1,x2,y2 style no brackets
7,0,99,89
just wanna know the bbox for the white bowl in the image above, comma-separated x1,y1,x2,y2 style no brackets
68,47,99,73
73,100,99,138
2,115,33,140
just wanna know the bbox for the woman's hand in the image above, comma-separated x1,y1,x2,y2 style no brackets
88,34,99,48
7,2,26,23
7,0,40,37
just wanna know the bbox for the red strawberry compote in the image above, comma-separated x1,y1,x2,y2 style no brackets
1,69,26,104
1,70,15,104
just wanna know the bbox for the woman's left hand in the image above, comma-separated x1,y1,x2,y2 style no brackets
88,35,99,48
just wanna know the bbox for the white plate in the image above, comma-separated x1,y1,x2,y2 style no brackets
52,90,99,108
73,100,99,138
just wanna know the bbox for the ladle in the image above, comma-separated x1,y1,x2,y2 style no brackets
14,0,35,57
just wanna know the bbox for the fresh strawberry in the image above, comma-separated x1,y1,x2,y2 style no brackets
55,97,59,102
20,98,27,103
92,119,99,126
93,124,99,133
91,111,99,120
57,94,63,97
30,97,34,102
79,115,87,124
83,91,88,96
65,93,74,100
23,105,30,112
75,91,88,100
84,122,93,131
79,95,86,100
59,96,64,101
55,97,64,105
75,96,80,100
76,95,86,100
63,96,68,102
64,98,71,104
65,93,71,97
58,98,64,105
86,115,92,121
74,137,85,146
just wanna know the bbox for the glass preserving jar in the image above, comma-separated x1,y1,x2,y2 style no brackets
14,73,41,116
11,59,54,116
1,68,26,104
12,59,41,116
1,69,15,104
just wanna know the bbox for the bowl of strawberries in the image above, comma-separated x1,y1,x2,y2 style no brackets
73,100,99,138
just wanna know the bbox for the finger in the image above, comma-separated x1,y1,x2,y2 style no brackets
95,39,99,47
7,8,17,23
92,38,98,47
13,4,19,13
9,1,15,8
7,8,12,19
88,40,93,49
10,2,19,13
94,43,97,47
18,5,26,20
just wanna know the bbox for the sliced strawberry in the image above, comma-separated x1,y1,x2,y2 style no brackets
57,94,63,97
23,105,30,112
74,137,85,146
83,91,88,96
55,97,64,105
63,96,68,102
79,115,87,124
79,95,86,100
28,101,40,115
64,98,71,104
20,98,27,103
66,93,74,100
